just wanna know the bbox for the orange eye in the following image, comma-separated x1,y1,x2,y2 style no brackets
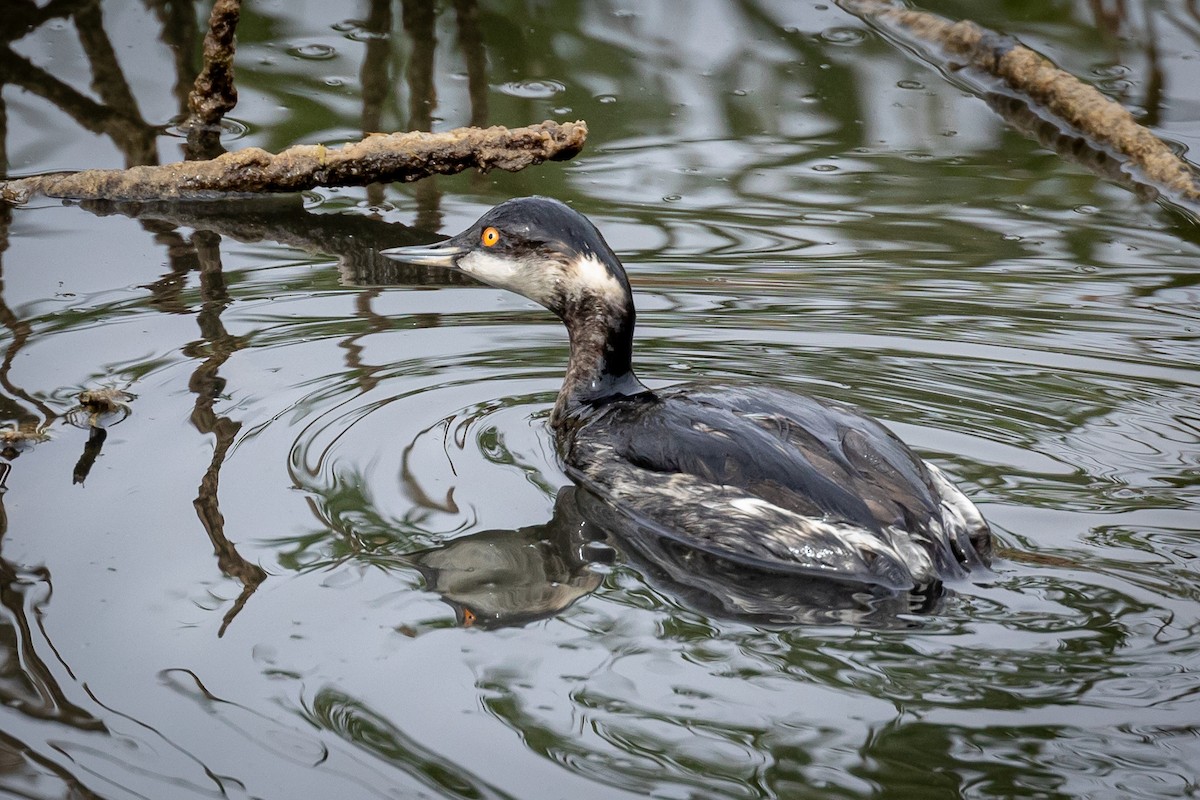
481,227,500,247
462,608,477,627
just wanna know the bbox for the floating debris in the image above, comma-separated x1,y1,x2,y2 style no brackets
71,387,135,428
0,426,49,459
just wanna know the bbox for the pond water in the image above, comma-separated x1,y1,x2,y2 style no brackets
2,1,1199,797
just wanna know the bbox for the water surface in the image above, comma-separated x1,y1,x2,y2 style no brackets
1,1,1198,798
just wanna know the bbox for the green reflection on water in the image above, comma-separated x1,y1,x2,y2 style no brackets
0,0,1198,798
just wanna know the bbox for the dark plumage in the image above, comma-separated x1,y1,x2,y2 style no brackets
383,196,993,588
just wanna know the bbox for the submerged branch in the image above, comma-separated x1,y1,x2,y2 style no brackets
1,120,588,203
839,0,1200,210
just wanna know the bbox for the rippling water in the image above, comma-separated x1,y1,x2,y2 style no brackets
2,1,1199,798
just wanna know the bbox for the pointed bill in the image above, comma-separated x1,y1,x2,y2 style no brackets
380,240,465,268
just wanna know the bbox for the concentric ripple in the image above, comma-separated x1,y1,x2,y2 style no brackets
285,363,567,567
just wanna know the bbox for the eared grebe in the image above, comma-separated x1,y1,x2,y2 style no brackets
383,197,992,588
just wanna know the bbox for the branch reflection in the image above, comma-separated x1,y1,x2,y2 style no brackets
360,0,393,209
0,196,55,457
90,195,465,635
401,0,445,231
0,463,107,776
144,0,200,120
184,229,267,636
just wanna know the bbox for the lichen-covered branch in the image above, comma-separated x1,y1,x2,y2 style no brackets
187,0,240,131
0,120,588,203
839,0,1200,207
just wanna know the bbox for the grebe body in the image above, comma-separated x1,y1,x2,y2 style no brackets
384,197,992,588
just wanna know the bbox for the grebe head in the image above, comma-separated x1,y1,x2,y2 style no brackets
381,196,632,319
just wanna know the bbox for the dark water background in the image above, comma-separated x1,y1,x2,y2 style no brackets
1,1,1199,797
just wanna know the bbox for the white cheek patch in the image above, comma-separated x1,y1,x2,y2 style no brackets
459,249,558,307
458,249,625,310
459,250,520,285
571,253,624,301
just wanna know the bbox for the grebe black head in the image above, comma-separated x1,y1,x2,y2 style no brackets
384,197,994,591
385,196,646,421
385,197,629,315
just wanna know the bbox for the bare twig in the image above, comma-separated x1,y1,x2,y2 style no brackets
1,120,589,203
839,0,1200,208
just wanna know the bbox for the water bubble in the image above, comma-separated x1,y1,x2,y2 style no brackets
812,164,838,172
1098,78,1134,94
596,94,618,104
496,79,566,99
163,116,248,140
349,28,389,42
332,19,390,41
819,27,866,45
289,43,337,60
897,79,924,90
550,106,573,116
662,194,681,202
1090,63,1130,78
731,89,747,97
324,77,345,87
1074,204,1100,215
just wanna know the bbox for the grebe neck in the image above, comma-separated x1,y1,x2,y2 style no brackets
552,288,646,429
